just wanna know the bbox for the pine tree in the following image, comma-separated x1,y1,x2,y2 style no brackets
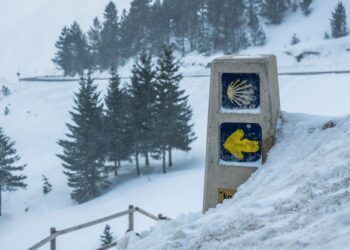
88,17,102,71
129,52,157,175
69,22,91,75
42,175,52,194
148,0,169,54
290,33,301,45
0,127,27,216
52,26,73,76
197,1,212,55
4,106,9,116
155,45,195,171
100,2,120,70
324,31,330,39
1,85,11,96
290,0,299,12
58,73,109,203
119,9,130,61
247,0,266,46
300,0,313,16
53,23,90,76
100,224,114,246
104,68,132,176
260,0,289,24
330,2,348,39
219,0,246,53
120,0,152,57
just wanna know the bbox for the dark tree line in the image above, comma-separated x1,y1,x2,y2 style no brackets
53,0,317,76
58,46,195,203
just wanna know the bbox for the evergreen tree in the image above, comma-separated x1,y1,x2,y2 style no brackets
68,22,90,75
4,106,9,116
0,127,26,216
100,224,114,246
260,0,289,24
53,23,90,76
290,33,301,45
88,17,102,70
58,73,109,203
148,0,169,54
330,2,348,38
324,31,330,39
1,85,11,96
290,0,299,12
197,1,212,55
118,9,130,61
104,68,132,176
42,175,52,194
207,0,246,53
120,0,152,57
129,52,157,175
100,2,120,69
52,26,73,76
300,0,312,16
155,45,195,171
247,0,266,46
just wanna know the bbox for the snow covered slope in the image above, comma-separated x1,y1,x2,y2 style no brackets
0,0,133,81
0,0,350,249
120,112,350,250
1,0,350,81
1,63,350,249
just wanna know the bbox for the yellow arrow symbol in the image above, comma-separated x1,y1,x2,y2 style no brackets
223,129,259,160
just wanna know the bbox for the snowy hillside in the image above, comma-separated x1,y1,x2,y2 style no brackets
0,0,350,249
120,112,350,250
0,68,350,250
0,0,133,81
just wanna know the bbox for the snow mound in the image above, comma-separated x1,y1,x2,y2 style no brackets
119,112,350,250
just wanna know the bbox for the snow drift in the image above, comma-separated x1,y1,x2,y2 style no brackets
119,112,350,250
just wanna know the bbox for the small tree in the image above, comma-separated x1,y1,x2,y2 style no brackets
247,0,266,46
100,224,114,246
42,175,52,194
1,85,11,96
324,31,330,39
52,26,72,76
58,73,109,203
100,1,120,70
155,45,196,171
0,127,27,216
129,52,157,175
290,33,301,45
88,17,103,70
52,22,90,76
260,0,290,25
330,2,348,38
104,68,132,176
4,106,9,116
300,0,313,16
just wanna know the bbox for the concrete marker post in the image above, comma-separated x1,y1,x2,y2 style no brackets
203,55,280,212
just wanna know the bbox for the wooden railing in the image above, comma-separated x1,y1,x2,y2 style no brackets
28,205,171,250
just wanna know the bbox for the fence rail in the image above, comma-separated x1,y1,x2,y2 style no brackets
28,205,170,250
18,69,350,83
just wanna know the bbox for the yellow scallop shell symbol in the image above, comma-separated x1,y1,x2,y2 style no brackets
227,80,256,107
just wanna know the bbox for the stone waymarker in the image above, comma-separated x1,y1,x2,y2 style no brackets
203,55,280,212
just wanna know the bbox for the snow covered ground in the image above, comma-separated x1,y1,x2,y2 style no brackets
0,0,350,249
121,112,350,250
1,68,350,249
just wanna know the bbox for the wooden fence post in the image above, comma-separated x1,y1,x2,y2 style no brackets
128,205,134,232
50,227,56,250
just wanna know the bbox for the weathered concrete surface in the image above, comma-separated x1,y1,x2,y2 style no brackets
203,55,280,212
